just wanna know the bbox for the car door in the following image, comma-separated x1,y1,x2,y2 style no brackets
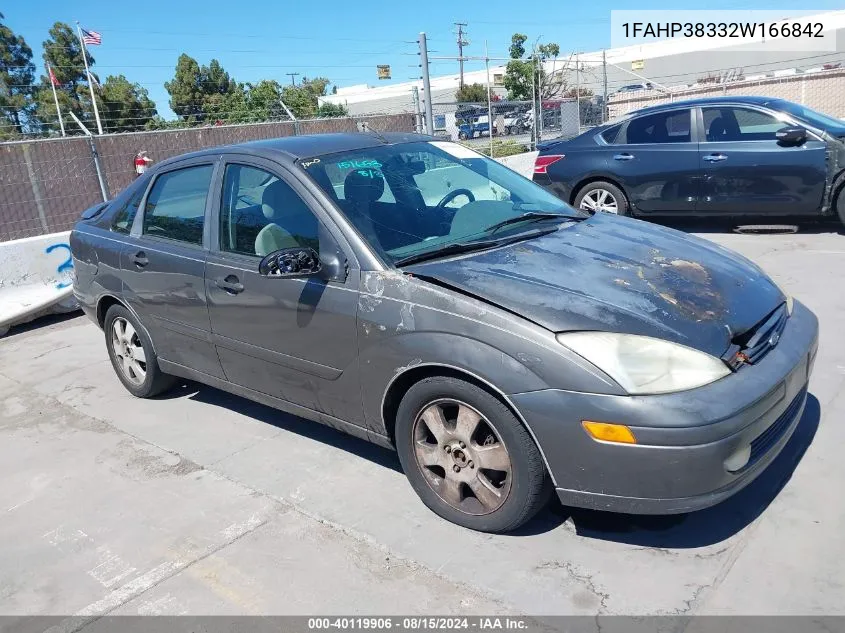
122,158,225,379
205,156,362,420
608,107,700,213
697,105,828,215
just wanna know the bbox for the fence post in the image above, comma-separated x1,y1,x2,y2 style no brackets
412,86,423,134
419,32,434,135
279,99,300,135
21,144,49,233
88,136,109,202
602,49,608,124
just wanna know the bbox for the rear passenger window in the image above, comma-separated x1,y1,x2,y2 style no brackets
600,125,621,144
111,188,144,234
142,165,213,245
624,109,691,144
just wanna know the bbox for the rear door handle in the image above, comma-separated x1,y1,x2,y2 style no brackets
131,251,148,268
215,275,244,294
613,153,634,161
703,153,728,162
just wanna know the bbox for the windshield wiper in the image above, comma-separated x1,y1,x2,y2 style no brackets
393,228,558,267
393,240,500,267
484,211,585,234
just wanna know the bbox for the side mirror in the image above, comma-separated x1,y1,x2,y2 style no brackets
776,126,807,146
258,247,321,278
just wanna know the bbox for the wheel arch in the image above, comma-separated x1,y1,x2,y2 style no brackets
96,293,158,354
96,294,125,329
381,362,557,486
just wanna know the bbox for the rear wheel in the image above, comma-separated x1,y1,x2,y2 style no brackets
104,304,175,398
574,181,629,216
395,376,551,533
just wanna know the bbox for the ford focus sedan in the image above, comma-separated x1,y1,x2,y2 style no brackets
70,132,818,533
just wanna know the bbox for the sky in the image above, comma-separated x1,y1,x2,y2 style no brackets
6,0,845,120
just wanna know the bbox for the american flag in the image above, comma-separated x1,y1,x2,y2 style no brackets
81,28,102,46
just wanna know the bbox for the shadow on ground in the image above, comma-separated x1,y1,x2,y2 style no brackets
158,380,404,475
652,217,842,236
158,379,820,545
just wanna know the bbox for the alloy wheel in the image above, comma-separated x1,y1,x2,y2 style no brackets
580,188,619,214
111,317,147,385
412,399,512,516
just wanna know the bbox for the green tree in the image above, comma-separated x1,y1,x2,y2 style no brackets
0,12,35,138
456,83,488,103
281,76,332,119
503,33,563,101
165,55,244,122
165,53,203,120
100,75,157,132
316,101,347,118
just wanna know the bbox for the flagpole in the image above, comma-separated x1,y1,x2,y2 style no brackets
47,63,66,137
76,22,103,135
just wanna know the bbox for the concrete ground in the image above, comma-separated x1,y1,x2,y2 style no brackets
1,224,844,619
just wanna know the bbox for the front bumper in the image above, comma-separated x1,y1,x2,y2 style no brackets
511,300,819,514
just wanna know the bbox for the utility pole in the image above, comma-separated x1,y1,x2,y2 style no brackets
455,23,468,89
419,32,434,135
286,72,300,86
602,49,608,124
484,41,493,158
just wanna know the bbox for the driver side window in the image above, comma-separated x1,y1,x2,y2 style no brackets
219,164,319,257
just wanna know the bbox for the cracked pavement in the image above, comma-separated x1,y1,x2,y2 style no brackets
1,226,844,618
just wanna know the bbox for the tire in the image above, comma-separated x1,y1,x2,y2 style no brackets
458,131,469,141
395,376,551,533
104,304,176,398
574,180,629,216
835,183,845,228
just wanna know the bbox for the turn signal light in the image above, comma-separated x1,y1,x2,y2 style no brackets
533,155,564,174
581,421,637,444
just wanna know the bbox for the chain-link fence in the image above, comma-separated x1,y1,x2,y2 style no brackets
0,113,414,242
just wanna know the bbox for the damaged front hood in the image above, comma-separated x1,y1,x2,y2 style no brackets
405,213,785,357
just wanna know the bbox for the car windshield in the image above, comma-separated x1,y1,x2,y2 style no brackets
771,100,845,130
299,140,584,264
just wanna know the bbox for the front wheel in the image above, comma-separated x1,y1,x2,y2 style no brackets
574,180,629,216
395,376,551,533
835,184,845,228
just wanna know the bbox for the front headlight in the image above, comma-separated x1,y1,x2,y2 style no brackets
556,332,731,395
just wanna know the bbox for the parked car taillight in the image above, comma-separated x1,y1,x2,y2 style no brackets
533,155,564,175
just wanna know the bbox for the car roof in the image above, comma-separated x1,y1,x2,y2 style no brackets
631,95,778,116
157,131,433,168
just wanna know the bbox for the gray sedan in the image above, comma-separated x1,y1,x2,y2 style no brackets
70,133,818,533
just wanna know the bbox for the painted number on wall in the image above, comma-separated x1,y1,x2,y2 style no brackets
45,243,73,289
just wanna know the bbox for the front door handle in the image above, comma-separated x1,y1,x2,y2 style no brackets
131,251,148,268
613,153,635,161
703,153,728,162
215,275,244,294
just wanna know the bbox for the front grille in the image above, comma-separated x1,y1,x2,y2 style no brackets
746,387,807,469
732,304,789,366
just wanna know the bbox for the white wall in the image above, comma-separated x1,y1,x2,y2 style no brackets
0,231,77,335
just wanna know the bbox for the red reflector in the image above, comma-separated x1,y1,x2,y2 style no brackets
533,154,564,174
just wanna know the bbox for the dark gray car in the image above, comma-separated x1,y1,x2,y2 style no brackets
70,133,819,533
